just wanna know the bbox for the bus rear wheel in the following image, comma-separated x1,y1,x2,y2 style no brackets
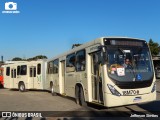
19,82,25,92
79,87,87,107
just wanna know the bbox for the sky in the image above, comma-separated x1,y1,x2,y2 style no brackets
0,0,160,61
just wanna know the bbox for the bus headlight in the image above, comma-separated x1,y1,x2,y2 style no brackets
107,84,121,96
151,83,156,93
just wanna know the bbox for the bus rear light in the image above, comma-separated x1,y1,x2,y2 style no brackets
151,83,156,93
107,84,121,96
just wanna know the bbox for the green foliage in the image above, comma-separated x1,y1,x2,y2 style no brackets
12,55,47,61
27,55,47,61
72,44,82,49
148,39,160,56
12,57,24,61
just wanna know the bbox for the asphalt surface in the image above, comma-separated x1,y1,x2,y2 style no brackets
0,79,160,120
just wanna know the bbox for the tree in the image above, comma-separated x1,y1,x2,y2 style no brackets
35,55,47,59
11,55,47,61
148,39,159,56
12,57,24,61
27,55,47,61
72,44,82,49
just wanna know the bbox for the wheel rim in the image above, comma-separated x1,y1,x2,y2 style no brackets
20,85,24,91
51,86,54,93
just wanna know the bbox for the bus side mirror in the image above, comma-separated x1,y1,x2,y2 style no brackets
98,45,108,64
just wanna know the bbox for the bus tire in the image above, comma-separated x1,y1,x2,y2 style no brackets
19,82,25,92
51,83,57,96
79,87,87,107
75,86,80,104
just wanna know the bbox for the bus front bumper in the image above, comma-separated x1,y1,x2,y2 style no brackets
104,92,156,107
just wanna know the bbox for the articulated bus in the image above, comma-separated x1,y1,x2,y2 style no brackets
3,60,49,92
47,37,156,107
0,67,4,87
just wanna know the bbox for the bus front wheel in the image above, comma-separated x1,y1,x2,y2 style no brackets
75,86,80,104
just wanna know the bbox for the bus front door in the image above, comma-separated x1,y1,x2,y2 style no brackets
29,66,36,89
11,68,16,88
91,52,103,104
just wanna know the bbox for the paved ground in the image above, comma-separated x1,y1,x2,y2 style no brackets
0,79,160,119
0,89,82,111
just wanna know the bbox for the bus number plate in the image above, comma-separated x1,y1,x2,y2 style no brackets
122,90,139,96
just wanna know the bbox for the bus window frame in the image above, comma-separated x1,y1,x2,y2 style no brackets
76,49,86,72
66,53,76,73
53,59,59,74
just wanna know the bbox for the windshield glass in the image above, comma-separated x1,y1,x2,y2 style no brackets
107,46,153,82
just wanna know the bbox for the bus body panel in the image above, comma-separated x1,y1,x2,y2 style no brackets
47,37,156,107
3,60,49,90
105,91,156,107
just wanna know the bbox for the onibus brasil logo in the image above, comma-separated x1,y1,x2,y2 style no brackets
2,2,20,14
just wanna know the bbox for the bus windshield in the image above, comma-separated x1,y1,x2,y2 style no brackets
106,46,153,83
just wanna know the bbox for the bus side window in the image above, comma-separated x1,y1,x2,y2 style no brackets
76,50,86,71
34,67,36,77
6,67,10,76
17,66,20,75
30,68,33,77
48,62,53,74
14,69,16,78
53,59,59,74
11,69,13,78
37,64,41,75
66,53,76,72
20,65,27,75
47,63,50,74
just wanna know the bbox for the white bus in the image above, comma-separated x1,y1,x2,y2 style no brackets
47,37,156,107
3,60,49,92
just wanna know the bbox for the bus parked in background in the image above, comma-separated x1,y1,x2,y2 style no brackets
47,37,156,107
0,67,4,87
3,60,49,92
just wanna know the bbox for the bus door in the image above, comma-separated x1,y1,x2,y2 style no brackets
65,53,76,97
37,63,42,89
91,52,103,103
11,68,16,88
29,66,36,89
61,60,65,94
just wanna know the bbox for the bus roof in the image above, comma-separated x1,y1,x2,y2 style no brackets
3,59,47,67
48,37,146,62
101,36,145,41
